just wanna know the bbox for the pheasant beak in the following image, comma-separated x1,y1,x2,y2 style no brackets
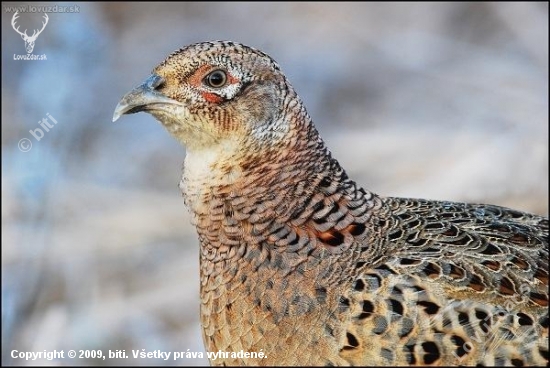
113,74,175,122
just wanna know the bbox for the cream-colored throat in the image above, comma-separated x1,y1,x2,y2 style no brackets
180,141,243,213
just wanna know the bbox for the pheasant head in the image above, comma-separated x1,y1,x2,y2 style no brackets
113,41,307,152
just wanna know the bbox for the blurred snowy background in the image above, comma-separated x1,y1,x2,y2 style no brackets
1,2,548,366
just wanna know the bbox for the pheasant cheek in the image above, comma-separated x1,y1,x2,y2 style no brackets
240,90,278,125
198,105,239,135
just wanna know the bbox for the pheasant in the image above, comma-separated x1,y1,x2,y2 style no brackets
113,41,548,366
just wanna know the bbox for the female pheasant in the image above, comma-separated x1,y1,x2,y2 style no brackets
113,41,548,366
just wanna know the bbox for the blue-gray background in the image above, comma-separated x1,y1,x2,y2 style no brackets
1,2,548,366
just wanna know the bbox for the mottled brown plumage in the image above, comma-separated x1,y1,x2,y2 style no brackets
113,41,548,366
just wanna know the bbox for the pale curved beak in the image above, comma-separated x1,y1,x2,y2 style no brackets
113,74,174,122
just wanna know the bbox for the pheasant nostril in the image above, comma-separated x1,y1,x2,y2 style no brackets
147,74,166,90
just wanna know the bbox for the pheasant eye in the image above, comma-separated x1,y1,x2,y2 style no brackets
204,70,227,88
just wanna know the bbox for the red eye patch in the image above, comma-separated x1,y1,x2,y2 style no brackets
188,65,240,104
201,92,224,104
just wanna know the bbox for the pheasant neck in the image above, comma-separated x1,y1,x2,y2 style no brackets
183,119,383,263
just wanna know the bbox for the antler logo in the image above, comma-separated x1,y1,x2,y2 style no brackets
11,12,49,54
